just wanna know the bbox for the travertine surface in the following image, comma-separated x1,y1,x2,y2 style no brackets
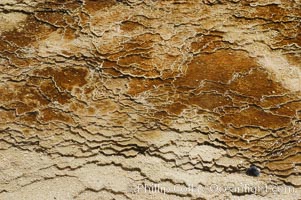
0,0,300,199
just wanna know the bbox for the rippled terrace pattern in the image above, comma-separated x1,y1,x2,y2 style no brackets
0,0,300,199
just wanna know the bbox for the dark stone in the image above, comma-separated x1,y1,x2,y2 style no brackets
246,165,260,177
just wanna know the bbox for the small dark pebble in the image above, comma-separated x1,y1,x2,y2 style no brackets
246,165,260,177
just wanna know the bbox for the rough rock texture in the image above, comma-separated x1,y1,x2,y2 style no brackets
0,0,300,199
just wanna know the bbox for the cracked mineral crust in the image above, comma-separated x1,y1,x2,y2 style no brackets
0,0,300,199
